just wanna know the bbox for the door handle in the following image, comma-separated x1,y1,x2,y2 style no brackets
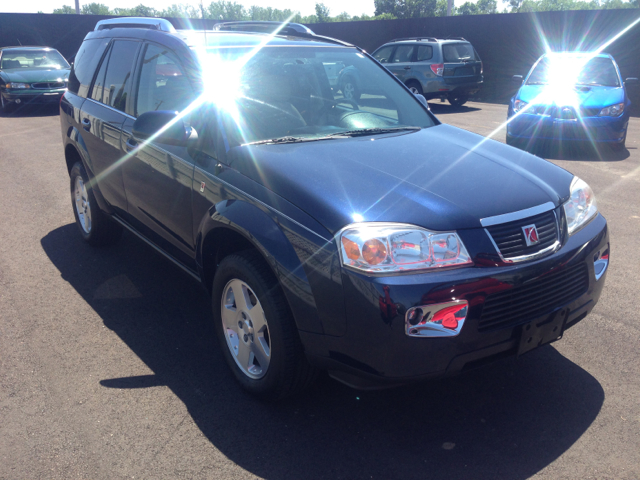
125,138,138,153
81,118,91,131
404,66,411,70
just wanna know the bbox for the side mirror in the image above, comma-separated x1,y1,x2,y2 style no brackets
132,110,191,147
625,77,638,86
512,75,524,86
414,93,430,110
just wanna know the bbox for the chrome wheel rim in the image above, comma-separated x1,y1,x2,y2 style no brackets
409,86,419,94
221,279,271,379
343,82,355,99
74,175,92,233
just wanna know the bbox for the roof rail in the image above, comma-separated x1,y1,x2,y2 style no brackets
438,37,467,41
213,21,315,36
389,37,438,43
94,17,176,33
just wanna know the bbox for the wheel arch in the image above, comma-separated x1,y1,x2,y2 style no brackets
196,200,326,335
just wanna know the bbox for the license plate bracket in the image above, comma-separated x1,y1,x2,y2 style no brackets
518,309,568,356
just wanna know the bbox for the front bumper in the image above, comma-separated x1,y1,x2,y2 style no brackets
507,110,628,144
302,213,609,388
1,88,66,105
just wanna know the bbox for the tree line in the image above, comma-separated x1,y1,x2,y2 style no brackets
51,0,639,21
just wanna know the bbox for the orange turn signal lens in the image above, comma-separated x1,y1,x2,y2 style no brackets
362,239,388,265
341,236,361,260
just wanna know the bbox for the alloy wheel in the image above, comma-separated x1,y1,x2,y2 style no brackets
343,82,355,99
74,175,92,233
221,278,271,379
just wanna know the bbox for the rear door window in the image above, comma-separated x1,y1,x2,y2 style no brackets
391,45,415,63
100,40,140,112
373,46,395,64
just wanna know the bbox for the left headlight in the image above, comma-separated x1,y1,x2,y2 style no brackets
563,177,598,236
598,103,624,117
513,99,528,113
8,82,31,89
339,223,473,274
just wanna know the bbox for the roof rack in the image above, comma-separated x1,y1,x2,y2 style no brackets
94,17,176,33
389,36,467,43
213,21,315,36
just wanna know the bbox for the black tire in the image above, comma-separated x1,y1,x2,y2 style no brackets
610,132,626,152
406,81,423,96
341,77,361,101
506,133,520,148
448,94,469,107
69,162,122,246
0,94,13,114
212,251,317,400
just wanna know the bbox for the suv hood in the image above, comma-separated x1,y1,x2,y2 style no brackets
2,67,70,83
231,124,573,234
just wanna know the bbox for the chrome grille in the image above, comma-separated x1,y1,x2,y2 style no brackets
486,210,558,260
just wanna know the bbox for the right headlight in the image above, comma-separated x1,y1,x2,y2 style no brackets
563,177,598,236
8,82,30,89
339,223,472,274
513,99,528,113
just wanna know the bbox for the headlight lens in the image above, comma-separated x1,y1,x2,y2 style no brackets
563,177,598,236
513,99,528,113
8,82,30,89
339,223,472,274
598,103,624,117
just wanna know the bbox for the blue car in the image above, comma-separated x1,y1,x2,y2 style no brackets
507,52,638,151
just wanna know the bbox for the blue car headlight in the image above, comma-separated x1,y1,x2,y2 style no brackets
563,177,598,236
598,103,624,117
513,99,528,113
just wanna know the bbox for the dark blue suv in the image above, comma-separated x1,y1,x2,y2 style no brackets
60,18,609,399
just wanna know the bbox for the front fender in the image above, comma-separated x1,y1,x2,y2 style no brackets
197,199,347,336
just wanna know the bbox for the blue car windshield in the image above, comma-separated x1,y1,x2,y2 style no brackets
526,56,620,87
0,49,69,70
192,45,435,146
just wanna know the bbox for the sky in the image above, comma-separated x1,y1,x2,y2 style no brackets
0,0,381,17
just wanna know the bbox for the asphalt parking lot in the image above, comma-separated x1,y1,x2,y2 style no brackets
1,101,639,479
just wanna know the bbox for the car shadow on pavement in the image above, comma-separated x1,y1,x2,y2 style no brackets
0,103,59,118
41,224,605,480
428,103,482,115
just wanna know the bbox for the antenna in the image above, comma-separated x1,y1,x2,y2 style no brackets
17,38,22,45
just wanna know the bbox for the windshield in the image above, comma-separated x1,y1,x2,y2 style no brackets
526,56,619,87
0,49,69,70
192,45,435,146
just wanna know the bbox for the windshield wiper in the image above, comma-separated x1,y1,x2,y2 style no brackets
326,126,421,138
244,136,328,146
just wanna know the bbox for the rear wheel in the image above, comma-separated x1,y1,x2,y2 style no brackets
448,94,469,107
69,162,122,246
212,251,317,400
406,81,423,96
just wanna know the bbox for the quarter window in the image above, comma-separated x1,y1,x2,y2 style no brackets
68,39,109,97
416,45,433,62
136,44,194,116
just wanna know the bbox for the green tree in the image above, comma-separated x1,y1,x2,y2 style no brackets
53,5,76,13
374,0,438,18
81,2,111,14
161,3,200,18
114,4,158,16
206,1,246,20
476,0,498,12
315,3,331,22
457,1,479,13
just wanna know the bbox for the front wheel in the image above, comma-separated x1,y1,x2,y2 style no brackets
69,162,122,246
448,94,469,107
212,251,317,400
341,78,361,101
610,132,627,152
0,94,13,114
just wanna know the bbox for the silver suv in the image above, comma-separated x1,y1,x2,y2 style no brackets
358,37,483,107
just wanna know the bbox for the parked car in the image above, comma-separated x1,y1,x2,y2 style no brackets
61,18,609,399
0,46,70,112
356,37,483,106
507,52,638,151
